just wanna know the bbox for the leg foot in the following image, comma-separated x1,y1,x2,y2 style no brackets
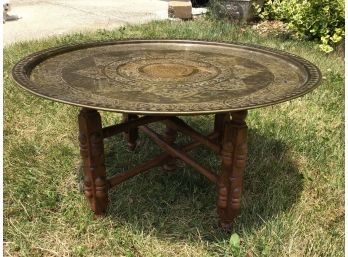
78,108,109,215
217,110,248,228
218,220,234,231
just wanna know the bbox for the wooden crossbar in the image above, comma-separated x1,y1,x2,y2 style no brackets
164,117,221,154
102,115,168,138
107,132,219,188
108,153,168,187
139,125,218,183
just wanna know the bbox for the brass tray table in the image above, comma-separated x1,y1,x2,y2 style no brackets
12,40,321,229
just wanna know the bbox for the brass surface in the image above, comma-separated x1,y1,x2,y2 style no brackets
12,40,321,115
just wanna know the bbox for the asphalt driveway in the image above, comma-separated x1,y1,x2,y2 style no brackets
4,0,169,45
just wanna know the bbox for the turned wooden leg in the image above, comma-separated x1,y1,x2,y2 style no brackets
122,114,139,150
78,108,108,216
214,113,229,143
217,110,248,230
163,123,177,171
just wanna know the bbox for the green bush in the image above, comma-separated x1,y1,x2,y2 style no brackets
255,0,345,52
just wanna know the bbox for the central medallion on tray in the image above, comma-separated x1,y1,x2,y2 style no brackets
140,63,196,78
107,56,221,84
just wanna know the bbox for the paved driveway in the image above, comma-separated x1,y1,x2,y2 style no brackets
4,0,169,45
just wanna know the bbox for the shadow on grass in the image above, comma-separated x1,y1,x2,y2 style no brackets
103,119,304,242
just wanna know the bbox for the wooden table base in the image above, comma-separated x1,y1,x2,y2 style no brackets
78,108,248,229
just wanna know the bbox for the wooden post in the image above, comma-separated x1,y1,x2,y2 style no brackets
78,108,108,216
122,114,139,150
214,113,229,144
217,110,248,229
162,124,177,171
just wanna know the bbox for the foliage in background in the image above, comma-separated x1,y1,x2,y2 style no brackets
255,0,345,52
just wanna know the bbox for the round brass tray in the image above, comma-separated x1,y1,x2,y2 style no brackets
12,39,321,115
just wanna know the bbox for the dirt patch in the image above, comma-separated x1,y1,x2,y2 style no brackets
252,20,293,38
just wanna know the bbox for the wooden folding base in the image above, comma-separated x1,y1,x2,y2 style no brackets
78,108,248,229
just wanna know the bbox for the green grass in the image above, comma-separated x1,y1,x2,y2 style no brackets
4,18,344,256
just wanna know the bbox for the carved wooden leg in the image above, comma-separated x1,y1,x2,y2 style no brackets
78,108,108,216
214,113,228,143
217,110,248,230
163,123,177,171
122,113,139,150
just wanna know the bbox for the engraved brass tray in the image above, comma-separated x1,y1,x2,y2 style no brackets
12,40,321,115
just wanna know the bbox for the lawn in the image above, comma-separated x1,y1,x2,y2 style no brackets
4,18,344,256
